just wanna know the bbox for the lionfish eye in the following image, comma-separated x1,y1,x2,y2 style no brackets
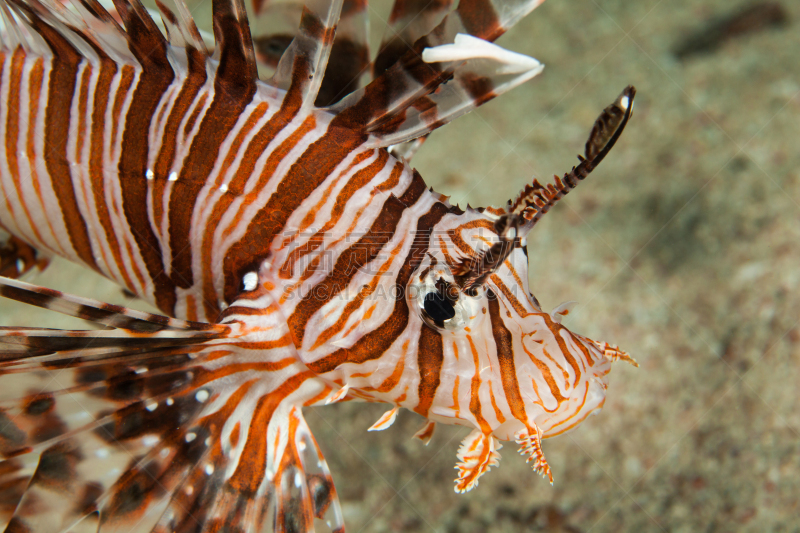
423,278,458,324
410,261,485,332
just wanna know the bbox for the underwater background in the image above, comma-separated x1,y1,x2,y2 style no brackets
3,0,798,530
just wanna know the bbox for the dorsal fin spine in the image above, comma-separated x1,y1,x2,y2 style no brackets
212,0,258,95
111,0,171,70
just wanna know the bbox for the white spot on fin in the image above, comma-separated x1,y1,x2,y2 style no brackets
368,407,399,432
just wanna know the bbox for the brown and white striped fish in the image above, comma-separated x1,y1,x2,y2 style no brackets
0,0,637,530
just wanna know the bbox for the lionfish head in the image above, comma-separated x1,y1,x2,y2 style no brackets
402,87,638,491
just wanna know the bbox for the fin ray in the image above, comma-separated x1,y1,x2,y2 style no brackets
270,0,344,109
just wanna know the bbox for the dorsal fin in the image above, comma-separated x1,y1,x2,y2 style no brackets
155,0,186,47
1,0,51,55
69,0,135,62
14,0,103,58
111,0,170,66
270,0,344,109
170,0,208,52
313,0,369,106
248,0,368,105
8,0,98,60
366,33,544,147
451,0,546,41
373,0,454,77
153,0,207,53
0,0,26,50
212,0,258,95
328,0,547,134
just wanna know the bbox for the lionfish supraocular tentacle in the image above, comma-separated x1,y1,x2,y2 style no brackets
0,0,636,528
455,86,636,294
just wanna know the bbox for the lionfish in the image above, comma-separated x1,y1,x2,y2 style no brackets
0,0,637,529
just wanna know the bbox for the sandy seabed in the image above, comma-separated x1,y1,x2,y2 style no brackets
2,0,799,531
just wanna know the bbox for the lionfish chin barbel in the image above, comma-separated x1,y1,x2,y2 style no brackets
0,0,637,529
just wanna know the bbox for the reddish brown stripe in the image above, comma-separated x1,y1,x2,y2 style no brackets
75,65,92,164
111,65,149,290
278,234,323,280
308,194,450,374
452,375,461,415
414,325,443,416
214,101,269,188
228,372,312,494
0,52,18,224
116,25,177,312
222,97,307,207
222,97,315,211
25,60,59,248
152,47,207,181
182,92,207,135
165,0,260,291
287,167,426,345
87,54,136,290
490,274,528,316
199,105,310,318
29,20,98,269
487,290,527,423
152,90,208,233
192,359,297,388
222,60,368,303
489,384,506,423
167,56,258,292
294,149,375,235
467,336,492,433
309,236,404,350
277,152,397,279
6,50,45,247
541,313,583,388
110,66,135,143
328,150,390,226
447,218,495,256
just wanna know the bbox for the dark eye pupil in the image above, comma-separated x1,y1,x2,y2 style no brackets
424,292,456,322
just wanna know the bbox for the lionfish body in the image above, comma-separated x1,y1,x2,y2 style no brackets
0,0,636,530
